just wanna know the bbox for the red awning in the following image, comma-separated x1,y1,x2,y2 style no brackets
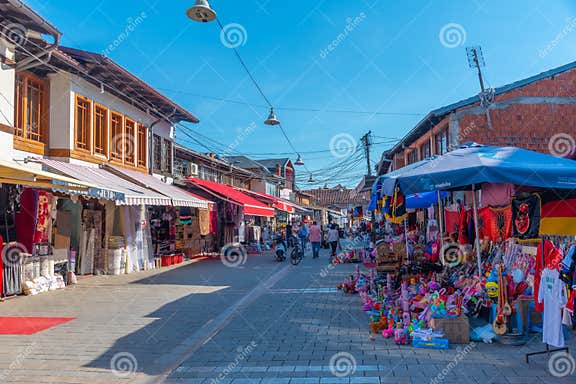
186,178,274,217
236,188,295,214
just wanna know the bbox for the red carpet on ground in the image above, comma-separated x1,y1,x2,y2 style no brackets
0,317,75,335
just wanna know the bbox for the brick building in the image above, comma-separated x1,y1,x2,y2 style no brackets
376,61,576,175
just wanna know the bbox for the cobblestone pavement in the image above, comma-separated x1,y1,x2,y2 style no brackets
0,248,574,384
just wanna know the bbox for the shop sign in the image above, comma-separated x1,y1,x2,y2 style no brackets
88,188,125,201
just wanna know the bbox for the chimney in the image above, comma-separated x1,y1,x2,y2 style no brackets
275,164,281,176
209,153,215,158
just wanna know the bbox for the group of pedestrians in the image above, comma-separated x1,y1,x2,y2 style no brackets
284,221,343,259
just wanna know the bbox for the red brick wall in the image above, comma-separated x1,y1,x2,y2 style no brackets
456,68,576,154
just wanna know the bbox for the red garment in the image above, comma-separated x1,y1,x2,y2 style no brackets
534,240,564,312
209,204,218,235
459,209,470,245
478,206,512,242
444,208,460,236
566,289,574,314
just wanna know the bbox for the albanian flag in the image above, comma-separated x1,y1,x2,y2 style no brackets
512,194,541,240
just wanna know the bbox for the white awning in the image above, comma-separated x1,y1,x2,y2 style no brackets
104,165,210,209
0,159,94,191
38,159,171,206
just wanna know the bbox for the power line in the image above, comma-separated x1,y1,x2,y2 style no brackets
157,87,426,117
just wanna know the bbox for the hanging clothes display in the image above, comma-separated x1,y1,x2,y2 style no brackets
444,208,460,236
512,194,541,241
480,183,514,207
534,239,564,312
538,268,568,348
78,210,102,275
458,208,471,245
199,208,210,236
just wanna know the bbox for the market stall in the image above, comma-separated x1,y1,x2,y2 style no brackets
350,143,576,349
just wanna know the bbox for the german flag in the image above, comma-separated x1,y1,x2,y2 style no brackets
540,198,576,236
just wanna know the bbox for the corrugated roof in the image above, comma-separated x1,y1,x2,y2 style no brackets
303,186,364,207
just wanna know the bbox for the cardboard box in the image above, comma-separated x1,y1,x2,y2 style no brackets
430,315,470,344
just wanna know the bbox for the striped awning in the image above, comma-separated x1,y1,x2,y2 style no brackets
38,159,171,206
0,159,95,192
104,165,210,209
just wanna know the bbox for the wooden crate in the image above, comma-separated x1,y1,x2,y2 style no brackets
430,316,470,344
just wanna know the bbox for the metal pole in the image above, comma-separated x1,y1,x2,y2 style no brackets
404,217,409,264
437,190,444,253
471,184,482,279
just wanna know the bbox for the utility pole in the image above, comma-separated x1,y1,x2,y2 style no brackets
466,46,494,130
361,131,372,176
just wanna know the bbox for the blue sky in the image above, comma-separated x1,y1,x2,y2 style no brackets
27,0,576,187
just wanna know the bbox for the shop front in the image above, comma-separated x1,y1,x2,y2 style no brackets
0,159,104,298
184,178,275,251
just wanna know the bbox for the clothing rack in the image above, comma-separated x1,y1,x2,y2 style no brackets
525,236,570,363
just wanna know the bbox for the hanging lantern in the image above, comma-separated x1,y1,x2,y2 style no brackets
264,108,280,126
186,0,217,23
308,174,315,183
295,154,304,166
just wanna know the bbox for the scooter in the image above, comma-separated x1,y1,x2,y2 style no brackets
274,236,287,262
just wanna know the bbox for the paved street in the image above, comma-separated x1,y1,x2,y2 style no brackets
0,248,575,384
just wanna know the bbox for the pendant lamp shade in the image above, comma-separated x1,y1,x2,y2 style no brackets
295,154,304,166
186,0,217,23
264,108,280,126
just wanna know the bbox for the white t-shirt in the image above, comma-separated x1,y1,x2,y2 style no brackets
326,229,339,242
537,268,568,348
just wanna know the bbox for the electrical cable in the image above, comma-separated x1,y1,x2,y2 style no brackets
157,87,426,117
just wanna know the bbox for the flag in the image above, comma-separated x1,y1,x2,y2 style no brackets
512,194,541,240
384,189,407,224
540,198,576,236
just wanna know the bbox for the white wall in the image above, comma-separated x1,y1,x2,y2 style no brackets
48,71,73,150
0,38,15,161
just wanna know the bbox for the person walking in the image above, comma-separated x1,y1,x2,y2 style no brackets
285,222,293,248
327,224,340,258
308,221,322,259
298,222,309,255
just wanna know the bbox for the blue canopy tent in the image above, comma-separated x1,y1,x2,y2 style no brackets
371,143,576,278
376,143,576,196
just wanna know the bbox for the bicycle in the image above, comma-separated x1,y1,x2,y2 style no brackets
290,237,303,265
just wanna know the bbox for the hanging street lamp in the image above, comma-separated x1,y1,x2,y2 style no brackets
186,0,217,23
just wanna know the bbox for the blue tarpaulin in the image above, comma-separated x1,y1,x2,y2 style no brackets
373,144,576,196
